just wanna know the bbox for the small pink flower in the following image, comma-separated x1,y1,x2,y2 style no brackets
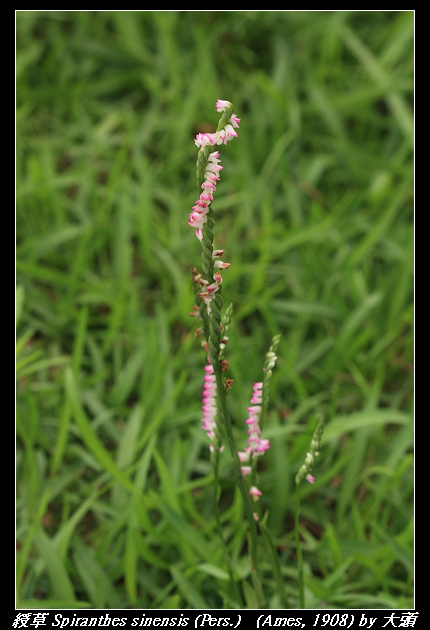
195,132,216,147
201,181,216,191
195,199,209,208
251,382,263,404
256,438,270,453
241,466,252,476
238,448,251,462
189,211,207,229
247,405,261,415
206,155,223,171
213,261,231,269
247,435,261,452
249,486,262,501
246,424,261,437
215,99,232,112
215,129,227,145
205,167,222,179
306,473,315,484
224,124,238,139
199,291,213,307
215,127,238,146
203,173,220,185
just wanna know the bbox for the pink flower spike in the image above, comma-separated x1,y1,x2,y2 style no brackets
200,357,220,447
249,486,262,501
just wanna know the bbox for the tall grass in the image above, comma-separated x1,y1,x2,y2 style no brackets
16,11,413,609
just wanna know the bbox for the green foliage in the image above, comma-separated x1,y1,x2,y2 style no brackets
16,10,413,609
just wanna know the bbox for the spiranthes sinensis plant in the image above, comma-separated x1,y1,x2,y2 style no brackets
188,100,325,609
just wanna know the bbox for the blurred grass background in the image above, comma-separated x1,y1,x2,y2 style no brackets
16,11,414,609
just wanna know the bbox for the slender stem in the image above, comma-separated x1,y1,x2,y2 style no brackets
295,484,305,608
213,363,266,607
259,519,289,608
213,452,244,607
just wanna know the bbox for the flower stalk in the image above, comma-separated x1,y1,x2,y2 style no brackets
238,335,281,509
295,416,325,608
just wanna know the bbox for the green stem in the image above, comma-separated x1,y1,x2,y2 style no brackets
213,452,244,607
259,519,289,608
295,484,305,608
214,365,266,607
